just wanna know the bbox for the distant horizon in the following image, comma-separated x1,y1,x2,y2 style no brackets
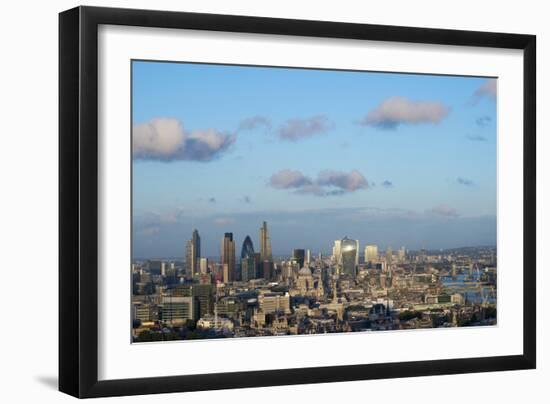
132,61,496,258
131,225,497,261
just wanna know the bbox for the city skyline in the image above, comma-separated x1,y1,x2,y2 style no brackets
132,211,496,260
135,220,495,262
132,61,496,259
132,222,497,341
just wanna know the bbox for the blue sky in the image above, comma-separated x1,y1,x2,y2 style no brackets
132,60,497,258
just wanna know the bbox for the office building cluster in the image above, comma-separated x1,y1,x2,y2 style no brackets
132,222,497,342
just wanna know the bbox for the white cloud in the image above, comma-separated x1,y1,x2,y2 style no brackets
269,169,368,196
133,118,235,161
294,184,327,196
474,79,497,99
317,170,368,192
133,118,185,158
269,169,313,189
277,115,331,141
183,129,236,161
360,96,449,129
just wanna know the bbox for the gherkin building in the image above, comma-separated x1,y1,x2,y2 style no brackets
241,235,255,258
240,235,256,281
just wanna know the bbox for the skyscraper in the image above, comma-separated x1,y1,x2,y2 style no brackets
185,241,192,277
292,249,306,268
184,229,201,278
193,229,201,273
221,232,236,282
386,246,393,269
199,257,208,275
240,235,256,282
364,244,378,264
341,237,359,277
260,221,272,261
397,246,406,263
332,240,342,265
241,235,255,259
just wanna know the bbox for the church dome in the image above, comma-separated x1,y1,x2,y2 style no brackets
298,266,312,276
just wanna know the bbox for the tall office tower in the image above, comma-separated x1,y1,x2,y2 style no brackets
199,257,208,275
332,240,342,265
192,229,201,269
260,221,272,261
240,235,256,282
386,246,393,268
364,244,379,264
397,246,406,263
221,233,236,282
184,229,201,278
222,263,230,284
241,235,255,258
305,249,311,266
341,237,359,277
184,240,193,278
292,249,306,268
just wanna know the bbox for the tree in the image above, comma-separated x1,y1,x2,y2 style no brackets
398,311,422,322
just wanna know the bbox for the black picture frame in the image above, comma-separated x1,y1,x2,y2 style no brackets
59,5,536,398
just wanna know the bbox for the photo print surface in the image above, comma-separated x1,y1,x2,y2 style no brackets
131,60,497,343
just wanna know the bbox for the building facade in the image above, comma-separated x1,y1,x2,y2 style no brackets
364,244,379,264
185,229,201,278
240,235,256,282
260,221,272,261
221,232,236,282
341,237,359,277
292,249,306,269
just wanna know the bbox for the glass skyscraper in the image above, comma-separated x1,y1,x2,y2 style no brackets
240,235,256,281
185,229,201,278
260,221,272,261
292,249,306,268
221,232,236,282
341,237,359,277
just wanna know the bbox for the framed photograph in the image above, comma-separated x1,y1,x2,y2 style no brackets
59,6,536,398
